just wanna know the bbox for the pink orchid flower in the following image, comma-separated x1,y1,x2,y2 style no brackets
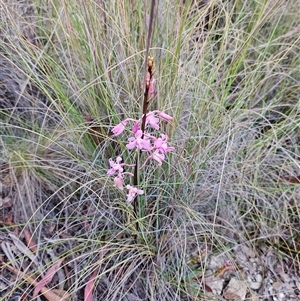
111,118,139,136
151,150,166,166
139,134,174,166
126,130,152,151
153,134,175,154
111,121,127,136
146,112,160,130
107,156,124,175
126,185,144,203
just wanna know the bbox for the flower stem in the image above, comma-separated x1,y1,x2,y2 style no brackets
133,0,156,220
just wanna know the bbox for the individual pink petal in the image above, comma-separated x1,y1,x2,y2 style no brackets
135,130,143,139
137,188,144,195
126,137,137,150
149,76,155,98
114,174,124,190
132,121,140,134
164,145,175,153
157,111,173,121
153,137,163,148
33,258,64,298
116,156,122,164
107,168,115,176
111,121,127,136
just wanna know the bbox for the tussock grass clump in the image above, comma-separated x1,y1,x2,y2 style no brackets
0,0,300,300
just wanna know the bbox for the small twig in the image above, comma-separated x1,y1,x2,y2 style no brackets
214,264,236,278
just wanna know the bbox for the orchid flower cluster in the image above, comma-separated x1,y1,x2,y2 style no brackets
108,110,174,203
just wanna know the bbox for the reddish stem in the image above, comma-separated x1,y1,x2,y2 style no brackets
133,0,156,219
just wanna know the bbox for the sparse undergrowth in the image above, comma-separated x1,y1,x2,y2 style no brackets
0,0,300,300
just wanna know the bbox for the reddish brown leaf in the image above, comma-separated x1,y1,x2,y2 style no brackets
283,175,300,184
84,270,98,301
203,283,213,292
33,258,64,298
23,228,37,253
83,248,108,301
